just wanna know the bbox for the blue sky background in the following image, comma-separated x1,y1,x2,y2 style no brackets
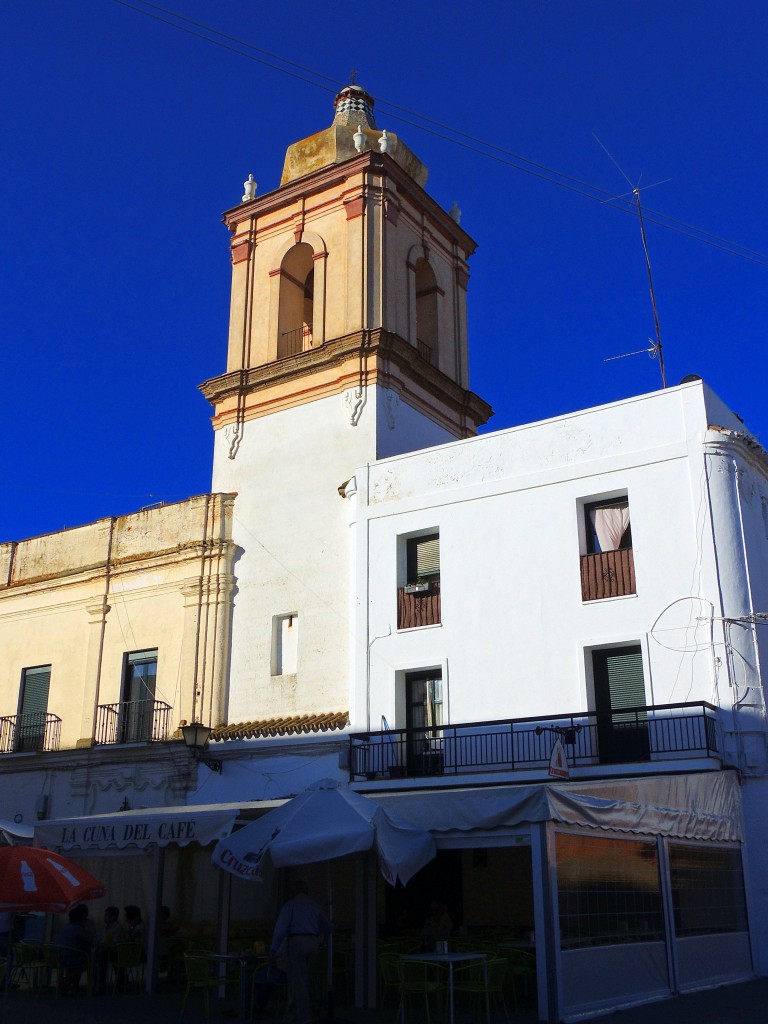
2,0,766,542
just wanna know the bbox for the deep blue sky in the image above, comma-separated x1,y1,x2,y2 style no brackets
2,0,766,542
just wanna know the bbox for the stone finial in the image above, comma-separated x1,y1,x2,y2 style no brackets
378,130,391,154
449,201,461,224
333,84,377,129
242,174,257,203
353,126,366,153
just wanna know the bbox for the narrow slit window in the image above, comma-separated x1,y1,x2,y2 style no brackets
272,613,299,676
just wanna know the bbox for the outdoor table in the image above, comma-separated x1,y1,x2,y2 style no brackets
400,951,487,1024
198,950,266,1019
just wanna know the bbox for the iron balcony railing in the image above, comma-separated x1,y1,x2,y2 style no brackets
278,323,313,358
0,712,61,754
349,702,720,782
95,699,172,745
416,338,434,364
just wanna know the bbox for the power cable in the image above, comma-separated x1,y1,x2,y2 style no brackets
112,0,768,268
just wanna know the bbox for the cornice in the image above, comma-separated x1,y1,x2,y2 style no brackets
705,426,768,478
223,152,477,258
200,329,493,430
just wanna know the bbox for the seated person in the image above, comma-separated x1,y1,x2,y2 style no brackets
100,906,125,952
157,905,184,979
123,905,145,943
56,904,93,994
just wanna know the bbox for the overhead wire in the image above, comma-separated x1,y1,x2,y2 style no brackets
113,0,768,268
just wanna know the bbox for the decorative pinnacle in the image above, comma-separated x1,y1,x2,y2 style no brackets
333,83,376,129
241,174,257,203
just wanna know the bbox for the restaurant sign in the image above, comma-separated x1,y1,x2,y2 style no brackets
36,809,236,851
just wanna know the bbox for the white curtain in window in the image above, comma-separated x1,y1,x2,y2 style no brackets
591,503,630,551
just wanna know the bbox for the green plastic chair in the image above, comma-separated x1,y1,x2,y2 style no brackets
378,952,401,1008
454,956,511,1024
179,951,239,1024
497,947,535,1010
395,958,446,1024
12,941,46,993
109,941,145,993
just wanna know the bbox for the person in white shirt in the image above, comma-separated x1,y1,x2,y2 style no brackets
270,881,333,1024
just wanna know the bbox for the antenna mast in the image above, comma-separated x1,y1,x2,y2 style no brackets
594,134,668,388
634,187,666,388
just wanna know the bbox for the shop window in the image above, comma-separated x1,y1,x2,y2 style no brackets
556,832,664,949
669,844,747,936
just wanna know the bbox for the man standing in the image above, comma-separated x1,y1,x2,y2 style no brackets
270,880,333,1024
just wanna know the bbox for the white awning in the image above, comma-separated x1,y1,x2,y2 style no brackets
0,818,34,844
372,771,743,843
33,802,277,852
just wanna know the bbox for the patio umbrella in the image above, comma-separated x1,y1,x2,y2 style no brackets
212,780,435,885
0,845,104,914
212,781,436,1022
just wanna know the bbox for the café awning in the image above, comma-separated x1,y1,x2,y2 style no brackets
34,800,282,852
372,770,742,843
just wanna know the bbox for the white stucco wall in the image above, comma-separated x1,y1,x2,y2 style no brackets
212,382,457,723
350,380,767,739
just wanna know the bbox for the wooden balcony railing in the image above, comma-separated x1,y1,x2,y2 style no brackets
581,547,635,600
94,699,172,745
349,701,720,781
397,580,441,629
0,712,61,753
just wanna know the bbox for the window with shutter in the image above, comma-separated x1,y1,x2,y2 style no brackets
399,530,441,627
18,665,51,752
406,533,440,583
592,645,649,763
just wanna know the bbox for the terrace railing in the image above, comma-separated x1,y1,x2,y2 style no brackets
349,702,720,781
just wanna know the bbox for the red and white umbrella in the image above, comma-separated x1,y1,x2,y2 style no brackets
0,845,104,914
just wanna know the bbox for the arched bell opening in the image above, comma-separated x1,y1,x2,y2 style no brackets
278,243,315,358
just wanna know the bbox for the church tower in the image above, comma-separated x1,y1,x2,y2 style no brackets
201,85,491,726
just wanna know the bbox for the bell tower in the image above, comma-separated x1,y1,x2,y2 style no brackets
201,85,491,725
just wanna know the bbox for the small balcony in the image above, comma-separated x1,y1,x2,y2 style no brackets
0,712,61,754
581,547,635,601
416,338,434,364
95,699,172,745
397,579,441,629
349,702,720,782
278,323,313,359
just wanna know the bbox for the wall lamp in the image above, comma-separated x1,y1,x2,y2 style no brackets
181,722,222,773
535,723,583,745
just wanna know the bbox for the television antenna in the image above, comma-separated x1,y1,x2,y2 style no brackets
595,135,667,388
